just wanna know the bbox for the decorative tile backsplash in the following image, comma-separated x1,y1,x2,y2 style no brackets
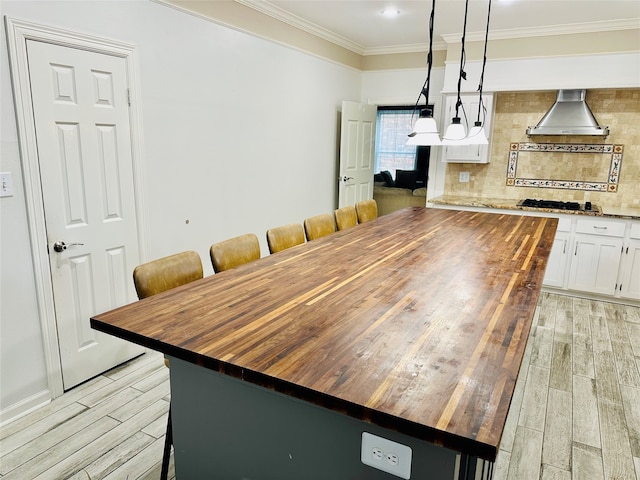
506,142,624,192
444,89,640,211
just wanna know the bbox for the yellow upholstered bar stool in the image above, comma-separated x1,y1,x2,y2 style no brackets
304,213,336,241
266,223,305,254
209,233,261,273
132,250,204,480
355,199,378,223
334,205,358,231
133,250,203,300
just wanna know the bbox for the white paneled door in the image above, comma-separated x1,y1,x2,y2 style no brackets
27,40,143,389
338,101,377,208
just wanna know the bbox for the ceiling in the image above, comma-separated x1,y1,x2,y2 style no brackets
240,0,640,54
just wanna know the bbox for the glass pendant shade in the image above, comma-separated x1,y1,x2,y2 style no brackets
407,109,441,145
412,115,438,135
441,117,466,145
464,121,489,145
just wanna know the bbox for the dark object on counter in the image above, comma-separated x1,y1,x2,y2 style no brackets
519,198,582,211
585,201,592,211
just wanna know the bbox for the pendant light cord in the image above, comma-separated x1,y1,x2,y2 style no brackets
476,0,492,124
454,0,470,119
411,0,436,124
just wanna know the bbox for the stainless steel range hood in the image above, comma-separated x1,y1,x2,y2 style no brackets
526,90,609,137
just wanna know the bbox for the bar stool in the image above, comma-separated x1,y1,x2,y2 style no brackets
304,213,336,241
132,250,204,480
334,205,358,231
210,233,260,273
355,199,378,223
266,223,305,254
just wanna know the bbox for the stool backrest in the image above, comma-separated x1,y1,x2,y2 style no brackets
133,251,203,300
304,213,336,241
334,205,358,231
210,233,261,273
266,223,305,254
355,199,378,223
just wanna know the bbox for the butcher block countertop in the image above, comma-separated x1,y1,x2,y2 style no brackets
92,207,558,461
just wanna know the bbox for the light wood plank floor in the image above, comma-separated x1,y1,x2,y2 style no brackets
495,293,640,480
1,293,638,479
0,351,175,480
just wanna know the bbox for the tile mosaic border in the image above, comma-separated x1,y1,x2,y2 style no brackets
506,143,624,192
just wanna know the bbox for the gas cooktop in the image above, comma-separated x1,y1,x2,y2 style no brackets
518,198,593,211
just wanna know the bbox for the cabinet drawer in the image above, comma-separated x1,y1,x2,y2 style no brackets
556,216,572,232
629,222,640,240
575,218,626,238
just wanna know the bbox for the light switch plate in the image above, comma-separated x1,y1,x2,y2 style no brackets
0,173,14,197
361,432,412,479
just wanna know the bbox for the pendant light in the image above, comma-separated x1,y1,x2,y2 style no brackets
441,0,470,145
407,0,441,146
464,0,492,146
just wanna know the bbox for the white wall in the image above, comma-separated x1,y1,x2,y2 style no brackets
0,0,361,422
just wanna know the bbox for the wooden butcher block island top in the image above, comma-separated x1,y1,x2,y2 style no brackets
92,207,558,461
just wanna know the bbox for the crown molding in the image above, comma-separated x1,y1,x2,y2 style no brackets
442,18,640,44
236,0,367,54
363,41,447,57
237,0,446,56
209,2,639,58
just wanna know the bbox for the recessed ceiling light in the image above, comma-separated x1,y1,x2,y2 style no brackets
381,8,401,18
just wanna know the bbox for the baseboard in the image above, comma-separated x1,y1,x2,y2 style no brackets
0,389,51,427
542,286,640,307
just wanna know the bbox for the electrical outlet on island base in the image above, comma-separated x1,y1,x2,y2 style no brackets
361,432,412,479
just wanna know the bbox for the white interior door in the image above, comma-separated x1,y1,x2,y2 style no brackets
338,101,377,208
27,39,143,389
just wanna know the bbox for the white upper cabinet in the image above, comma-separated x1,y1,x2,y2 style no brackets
442,93,494,164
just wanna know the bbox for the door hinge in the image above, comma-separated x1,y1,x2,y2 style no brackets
127,89,131,107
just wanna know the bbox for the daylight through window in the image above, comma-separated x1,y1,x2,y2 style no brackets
374,108,417,179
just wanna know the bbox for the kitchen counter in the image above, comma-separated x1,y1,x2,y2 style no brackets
91,207,557,479
429,195,640,219
599,205,640,219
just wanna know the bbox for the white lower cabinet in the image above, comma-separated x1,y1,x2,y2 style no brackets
619,223,640,300
543,218,571,288
568,233,624,295
543,216,639,302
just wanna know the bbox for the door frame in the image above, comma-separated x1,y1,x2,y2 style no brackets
4,17,147,398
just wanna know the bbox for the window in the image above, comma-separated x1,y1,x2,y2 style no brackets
374,106,431,183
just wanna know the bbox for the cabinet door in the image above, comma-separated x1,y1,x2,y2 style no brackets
543,231,570,288
619,239,640,300
443,94,493,163
568,234,623,295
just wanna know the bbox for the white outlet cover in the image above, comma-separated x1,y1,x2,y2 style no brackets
361,432,412,479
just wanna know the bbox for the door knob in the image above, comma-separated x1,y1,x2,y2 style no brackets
341,176,354,182
53,241,84,253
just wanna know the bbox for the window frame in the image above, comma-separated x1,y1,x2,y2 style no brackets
374,106,431,186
